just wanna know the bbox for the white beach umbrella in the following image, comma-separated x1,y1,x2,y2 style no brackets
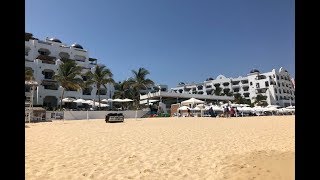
89,101,100,106
62,97,76,102
178,106,190,110
264,106,278,112
196,104,205,109
237,106,252,113
73,98,86,103
113,98,124,102
285,105,295,109
252,106,265,111
267,105,281,108
210,105,223,111
192,106,201,111
181,98,204,106
122,98,134,102
99,103,109,107
83,100,93,104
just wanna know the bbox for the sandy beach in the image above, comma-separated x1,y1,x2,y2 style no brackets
26,116,294,180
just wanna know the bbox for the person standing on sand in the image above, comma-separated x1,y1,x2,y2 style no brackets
224,106,229,118
187,108,191,117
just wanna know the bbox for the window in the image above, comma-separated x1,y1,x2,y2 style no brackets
43,84,59,90
44,72,54,79
265,81,269,87
274,88,277,93
276,95,278,100
74,55,86,62
256,83,260,88
280,96,283,100
279,89,282,94
25,86,31,92
250,82,253,86
273,74,275,78
83,88,92,95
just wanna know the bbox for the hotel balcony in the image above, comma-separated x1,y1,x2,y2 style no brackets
205,85,212,89
242,86,249,91
222,82,230,87
41,80,59,90
89,58,97,65
231,84,240,88
255,75,267,80
231,81,240,85
206,89,213,95
25,58,33,62
255,88,268,94
232,88,240,93
241,80,249,84
36,55,56,64
61,58,75,63
270,80,276,86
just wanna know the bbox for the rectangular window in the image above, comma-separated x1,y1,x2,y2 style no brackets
256,83,260,88
265,81,269,87
250,82,253,85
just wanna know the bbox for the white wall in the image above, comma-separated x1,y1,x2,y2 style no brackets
60,110,148,120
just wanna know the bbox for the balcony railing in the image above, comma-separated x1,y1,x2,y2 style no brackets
38,40,52,45
37,55,56,64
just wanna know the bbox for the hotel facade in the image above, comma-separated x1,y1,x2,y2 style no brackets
25,33,114,109
171,68,295,107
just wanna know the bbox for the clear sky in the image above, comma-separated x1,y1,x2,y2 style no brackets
26,0,294,88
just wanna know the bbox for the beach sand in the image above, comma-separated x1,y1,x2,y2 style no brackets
26,116,294,180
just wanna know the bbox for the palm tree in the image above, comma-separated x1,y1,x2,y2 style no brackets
214,84,222,96
233,93,243,104
127,68,154,107
85,65,115,109
222,88,233,96
253,94,268,106
113,80,132,99
53,60,83,111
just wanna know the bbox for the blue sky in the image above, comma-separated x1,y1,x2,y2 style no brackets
26,0,294,88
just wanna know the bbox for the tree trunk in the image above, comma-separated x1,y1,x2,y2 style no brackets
60,88,65,111
98,85,101,110
60,88,65,123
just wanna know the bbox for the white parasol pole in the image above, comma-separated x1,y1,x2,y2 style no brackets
87,110,89,120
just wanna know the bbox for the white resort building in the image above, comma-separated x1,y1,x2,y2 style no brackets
171,68,295,107
25,33,114,110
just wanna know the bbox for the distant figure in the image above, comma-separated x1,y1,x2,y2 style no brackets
224,106,230,118
208,107,216,117
230,107,235,117
187,108,191,117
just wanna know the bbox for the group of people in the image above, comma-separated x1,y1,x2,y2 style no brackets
222,105,238,118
